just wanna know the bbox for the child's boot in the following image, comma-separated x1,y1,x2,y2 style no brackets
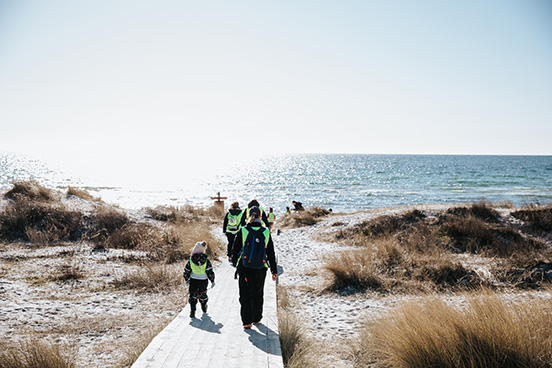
201,301,208,313
190,302,197,318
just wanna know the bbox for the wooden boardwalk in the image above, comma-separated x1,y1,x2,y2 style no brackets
131,261,284,368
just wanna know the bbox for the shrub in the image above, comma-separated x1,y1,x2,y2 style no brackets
324,237,482,293
307,207,331,218
447,201,500,222
112,263,183,292
3,180,54,202
511,204,552,232
278,212,318,228
88,206,129,242
0,201,84,242
358,292,552,368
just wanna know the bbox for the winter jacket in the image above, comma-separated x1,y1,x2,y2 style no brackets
231,219,278,275
183,253,215,282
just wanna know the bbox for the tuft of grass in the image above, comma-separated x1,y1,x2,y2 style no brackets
66,187,98,202
278,309,318,368
51,262,85,282
88,206,129,242
511,203,552,232
112,263,183,292
0,338,76,368
278,211,318,228
307,206,332,218
3,180,54,202
358,291,552,368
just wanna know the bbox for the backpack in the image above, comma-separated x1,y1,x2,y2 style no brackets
227,213,241,232
239,225,270,269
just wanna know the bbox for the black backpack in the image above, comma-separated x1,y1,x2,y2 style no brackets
240,225,270,270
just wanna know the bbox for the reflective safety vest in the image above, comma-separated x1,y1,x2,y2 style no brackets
267,212,275,223
190,259,207,275
226,212,242,233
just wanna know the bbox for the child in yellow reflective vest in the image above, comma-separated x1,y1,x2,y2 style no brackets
183,241,215,318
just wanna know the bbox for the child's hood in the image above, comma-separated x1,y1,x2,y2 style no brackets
191,253,208,265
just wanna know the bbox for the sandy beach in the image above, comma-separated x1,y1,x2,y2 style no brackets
1,192,551,367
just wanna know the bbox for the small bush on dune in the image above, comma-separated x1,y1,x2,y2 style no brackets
102,223,161,250
447,201,500,222
278,211,317,228
307,206,331,218
66,187,98,202
145,204,223,224
88,206,129,242
494,251,552,289
512,203,552,232
442,214,543,256
358,292,552,368
112,263,183,292
0,337,76,368
342,210,425,241
3,180,54,202
0,201,83,242
324,238,481,293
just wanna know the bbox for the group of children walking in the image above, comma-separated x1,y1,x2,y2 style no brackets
183,199,278,330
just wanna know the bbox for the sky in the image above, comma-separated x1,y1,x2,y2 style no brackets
0,0,551,172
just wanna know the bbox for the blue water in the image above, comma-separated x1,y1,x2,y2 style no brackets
1,152,551,214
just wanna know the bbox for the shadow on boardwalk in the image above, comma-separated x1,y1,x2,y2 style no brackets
131,261,283,368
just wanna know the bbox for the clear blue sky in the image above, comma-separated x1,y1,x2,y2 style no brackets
1,0,551,166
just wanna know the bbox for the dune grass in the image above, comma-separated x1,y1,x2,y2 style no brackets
511,203,552,232
112,263,183,292
277,286,319,368
0,337,76,368
326,202,551,293
357,291,552,368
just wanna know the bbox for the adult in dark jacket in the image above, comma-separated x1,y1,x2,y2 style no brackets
240,199,270,227
232,206,277,329
223,201,243,260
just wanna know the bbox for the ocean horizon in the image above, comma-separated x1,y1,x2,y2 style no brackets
1,151,551,214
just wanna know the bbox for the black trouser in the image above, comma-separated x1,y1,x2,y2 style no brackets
238,267,267,325
188,278,208,311
226,232,236,257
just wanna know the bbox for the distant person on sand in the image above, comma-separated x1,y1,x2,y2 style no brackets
267,207,276,228
183,241,215,318
223,201,243,261
241,199,270,227
292,200,305,211
284,207,291,216
232,206,278,329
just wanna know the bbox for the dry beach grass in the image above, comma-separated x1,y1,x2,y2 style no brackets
1,181,552,367
0,181,225,367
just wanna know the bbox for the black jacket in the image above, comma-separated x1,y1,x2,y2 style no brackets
231,221,277,275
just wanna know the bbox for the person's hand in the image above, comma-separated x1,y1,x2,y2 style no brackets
211,281,215,289
272,274,277,281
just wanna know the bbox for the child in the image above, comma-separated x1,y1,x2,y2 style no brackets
183,241,215,318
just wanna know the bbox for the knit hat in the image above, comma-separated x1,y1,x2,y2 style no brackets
192,241,207,254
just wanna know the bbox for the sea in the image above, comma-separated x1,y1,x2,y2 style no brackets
1,151,551,215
